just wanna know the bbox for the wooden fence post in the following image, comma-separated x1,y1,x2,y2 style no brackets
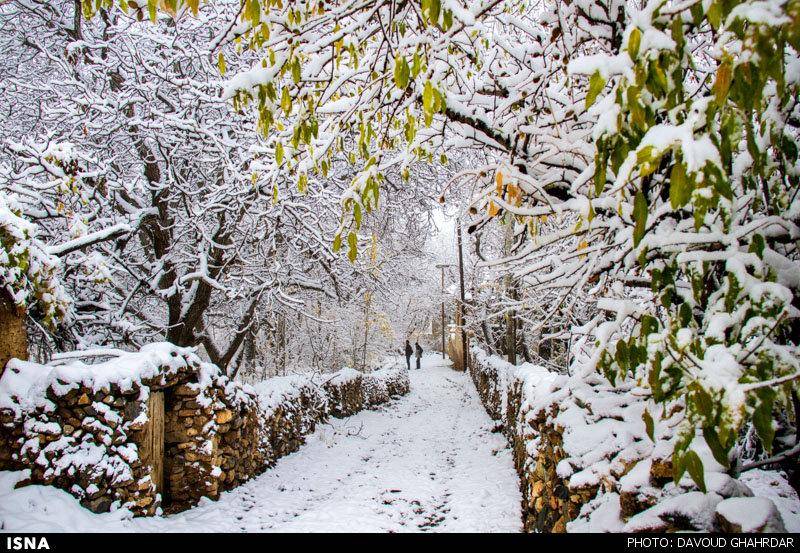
0,294,28,380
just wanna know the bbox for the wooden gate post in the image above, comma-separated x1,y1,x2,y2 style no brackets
140,391,165,498
0,294,28,380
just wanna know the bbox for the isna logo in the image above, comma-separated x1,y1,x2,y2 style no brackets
5,537,50,551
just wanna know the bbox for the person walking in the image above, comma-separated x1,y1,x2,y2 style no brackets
415,341,423,370
404,340,413,371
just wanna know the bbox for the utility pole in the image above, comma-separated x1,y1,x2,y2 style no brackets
435,263,454,359
456,218,468,372
440,266,446,358
361,290,371,371
503,218,517,365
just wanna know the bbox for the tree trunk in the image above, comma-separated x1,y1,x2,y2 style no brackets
277,313,286,376
0,295,28,380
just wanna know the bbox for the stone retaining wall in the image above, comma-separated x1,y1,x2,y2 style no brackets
467,346,791,533
467,350,590,532
0,345,409,516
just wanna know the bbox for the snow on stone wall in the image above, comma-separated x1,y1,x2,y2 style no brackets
0,346,409,517
468,345,797,533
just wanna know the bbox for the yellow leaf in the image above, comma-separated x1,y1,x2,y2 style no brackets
495,171,504,195
217,52,226,75
713,56,733,105
158,0,176,17
507,183,519,203
488,201,500,217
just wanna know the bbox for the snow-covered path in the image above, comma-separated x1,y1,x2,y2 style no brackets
0,354,522,533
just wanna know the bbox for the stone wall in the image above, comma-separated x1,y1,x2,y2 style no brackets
467,350,590,532
0,345,204,515
467,346,791,534
0,344,409,516
322,368,364,418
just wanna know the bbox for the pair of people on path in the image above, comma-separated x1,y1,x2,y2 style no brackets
405,340,423,370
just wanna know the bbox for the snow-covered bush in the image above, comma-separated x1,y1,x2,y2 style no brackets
0,194,69,327
568,0,800,485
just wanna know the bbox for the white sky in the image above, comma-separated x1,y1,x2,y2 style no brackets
427,208,457,265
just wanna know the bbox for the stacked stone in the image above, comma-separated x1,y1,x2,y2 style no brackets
383,369,410,397
162,383,222,513
468,349,789,534
363,368,409,405
257,378,327,463
0,377,180,516
322,370,364,417
468,354,603,532
0,409,23,470
468,360,504,421
217,397,267,493
0,354,411,518
362,373,390,405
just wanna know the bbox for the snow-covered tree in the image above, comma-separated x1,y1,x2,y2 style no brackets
0,0,395,372
39,0,800,484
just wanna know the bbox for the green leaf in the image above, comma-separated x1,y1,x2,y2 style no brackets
246,0,260,25
649,353,664,402
281,87,292,115
412,53,422,77
749,233,765,259
423,81,436,126
394,55,410,89
442,9,453,30
753,388,776,454
683,450,706,492
594,154,607,196
633,189,648,247
586,71,606,109
628,28,642,60
702,427,730,468
217,52,227,75
426,0,441,25
275,141,284,165
292,57,301,84
713,56,733,105
333,233,342,253
707,1,722,29
672,450,686,484
347,231,358,262
615,339,629,370
690,1,704,24
669,162,692,209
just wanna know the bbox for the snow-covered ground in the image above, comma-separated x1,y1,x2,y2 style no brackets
0,354,522,533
